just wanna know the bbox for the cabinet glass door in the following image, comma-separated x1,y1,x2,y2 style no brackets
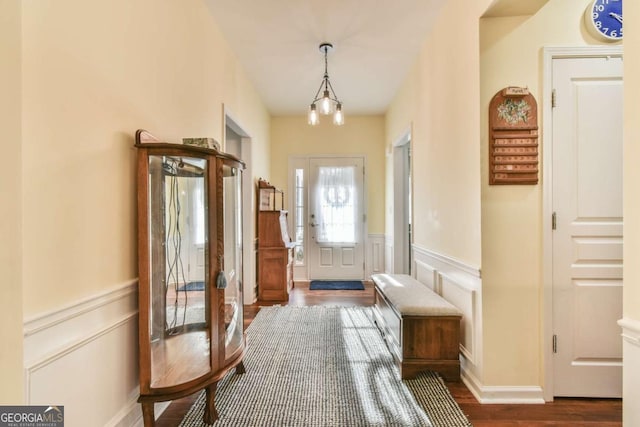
147,154,211,389
222,163,243,359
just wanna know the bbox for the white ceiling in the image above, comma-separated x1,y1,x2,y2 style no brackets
205,0,443,115
204,0,550,116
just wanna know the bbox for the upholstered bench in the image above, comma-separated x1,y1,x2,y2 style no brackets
371,273,462,381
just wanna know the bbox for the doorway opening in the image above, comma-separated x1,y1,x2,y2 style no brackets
224,108,255,305
393,129,412,274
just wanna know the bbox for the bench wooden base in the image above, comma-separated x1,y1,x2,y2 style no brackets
372,284,461,381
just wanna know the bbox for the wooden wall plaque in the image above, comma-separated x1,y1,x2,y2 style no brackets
489,87,538,185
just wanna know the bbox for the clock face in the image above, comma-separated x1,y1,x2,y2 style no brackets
585,0,623,41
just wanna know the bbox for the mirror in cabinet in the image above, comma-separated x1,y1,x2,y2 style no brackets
135,130,246,426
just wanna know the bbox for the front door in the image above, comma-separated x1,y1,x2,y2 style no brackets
307,157,365,280
552,55,623,397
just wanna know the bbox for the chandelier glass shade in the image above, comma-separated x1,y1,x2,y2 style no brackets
308,43,344,126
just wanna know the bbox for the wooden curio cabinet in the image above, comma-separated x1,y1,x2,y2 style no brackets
134,130,246,426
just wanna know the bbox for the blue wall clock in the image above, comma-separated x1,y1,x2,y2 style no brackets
584,0,623,41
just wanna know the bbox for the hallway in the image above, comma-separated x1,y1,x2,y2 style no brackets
157,283,622,426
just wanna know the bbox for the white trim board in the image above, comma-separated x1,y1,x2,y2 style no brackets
461,369,545,404
412,244,481,279
619,317,640,347
620,317,640,426
23,280,137,337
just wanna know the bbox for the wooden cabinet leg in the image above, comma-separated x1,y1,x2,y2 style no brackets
204,383,219,424
141,402,155,427
236,360,246,374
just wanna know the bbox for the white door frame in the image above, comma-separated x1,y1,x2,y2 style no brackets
223,105,255,305
542,45,624,402
289,156,308,281
392,126,412,274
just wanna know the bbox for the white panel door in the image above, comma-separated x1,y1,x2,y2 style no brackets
552,55,623,397
308,157,365,280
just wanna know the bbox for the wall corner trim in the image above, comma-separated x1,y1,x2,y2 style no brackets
619,317,640,347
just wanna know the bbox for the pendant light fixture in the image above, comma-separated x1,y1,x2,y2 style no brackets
308,43,344,126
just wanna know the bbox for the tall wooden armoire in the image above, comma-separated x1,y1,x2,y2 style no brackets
257,179,295,301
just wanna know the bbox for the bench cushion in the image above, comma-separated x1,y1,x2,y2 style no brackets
371,273,462,317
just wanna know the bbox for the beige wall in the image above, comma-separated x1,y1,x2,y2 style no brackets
19,0,270,318
386,0,486,268
625,0,640,317
624,1,640,424
480,0,621,386
270,115,385,234
0,0,24,403
6,0,638,413
387,0,632,392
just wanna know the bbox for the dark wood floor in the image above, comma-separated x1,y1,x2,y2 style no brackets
156,282,622,426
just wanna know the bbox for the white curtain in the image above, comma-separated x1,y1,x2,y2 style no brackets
314,166,356,243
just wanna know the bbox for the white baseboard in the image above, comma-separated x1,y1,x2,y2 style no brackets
619,317,640,426
105,389,142,427
23,280,142,427
461,368,545,404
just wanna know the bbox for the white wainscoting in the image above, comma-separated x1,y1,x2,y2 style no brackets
412,245,480,368
412,245,487,399
366,234,385,278
414,261,437,292
411,245,546,403
619,317,640,426
440,273,476,364
23,281,143,427
384,234,394,274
